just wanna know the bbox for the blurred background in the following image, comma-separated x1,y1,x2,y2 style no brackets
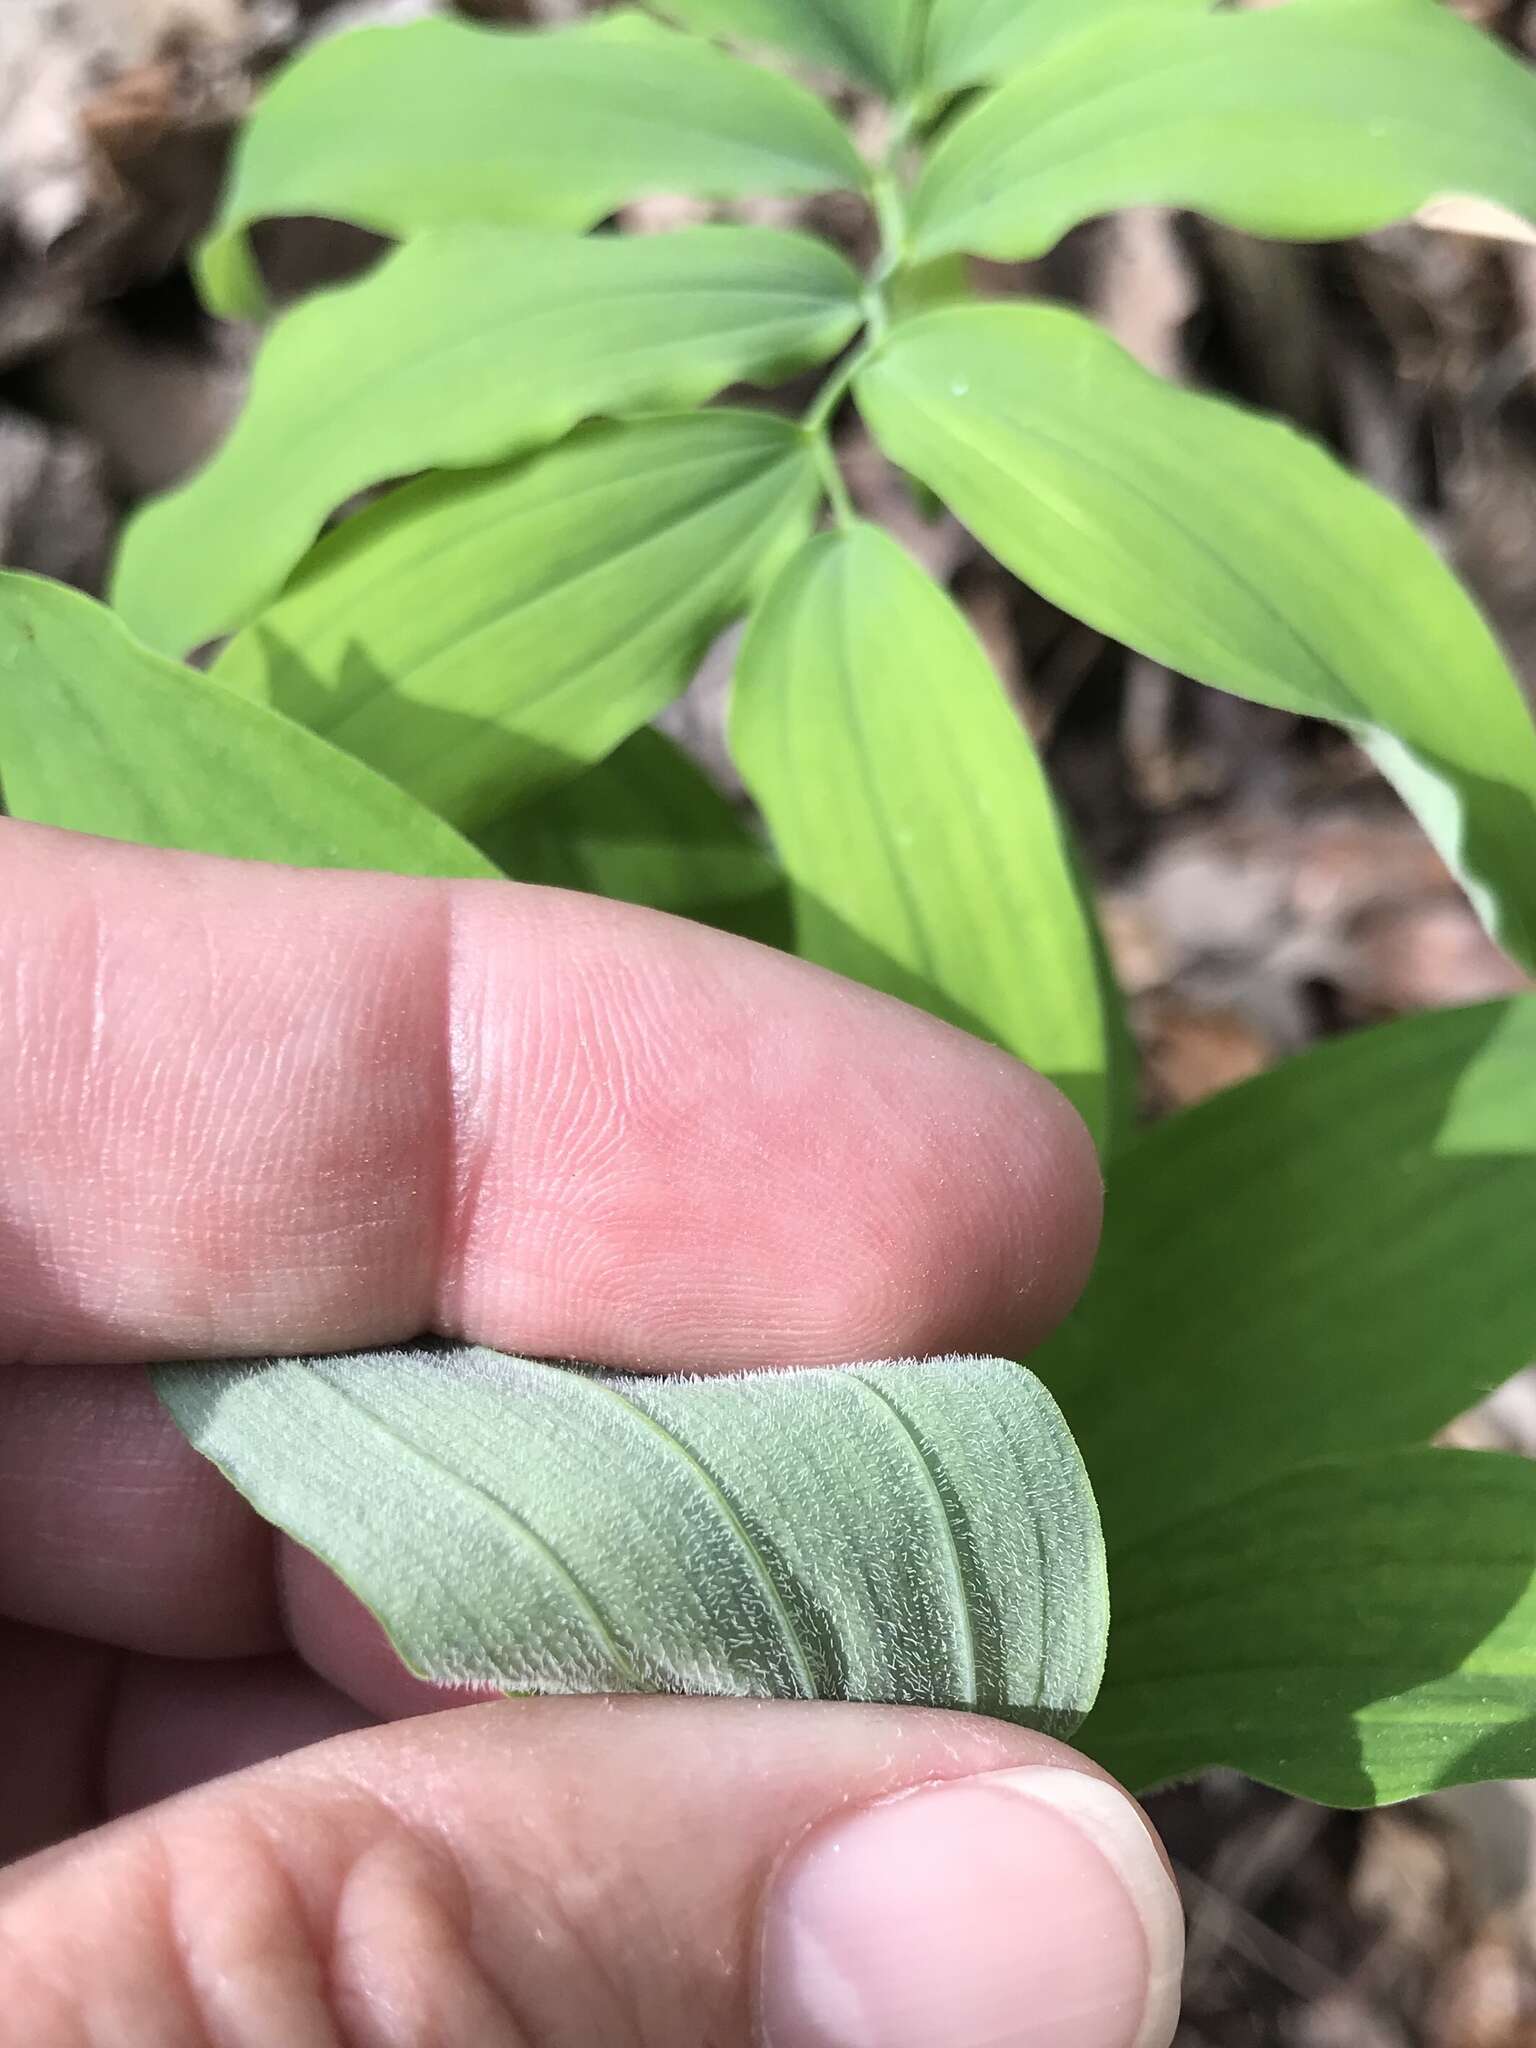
4,0,1536,2038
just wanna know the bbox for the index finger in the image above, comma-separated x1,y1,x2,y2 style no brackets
1,820,1099,1371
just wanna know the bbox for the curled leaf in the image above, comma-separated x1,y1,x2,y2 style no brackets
158,1345,1108,1736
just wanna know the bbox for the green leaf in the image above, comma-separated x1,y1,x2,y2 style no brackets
884,250,973,322
1083,1449,1536,1806
918,0,1213,95
730,522,1117,1142
199,11,863,318
0,574,499,878
910,0,1536,263
658,0,923,95
1072,831,1140,1156
1034,997,1536,1561
158,1345,1108,1735
476,726,791,946
210,413,819,833
857,303,1536,967
116,226,859,657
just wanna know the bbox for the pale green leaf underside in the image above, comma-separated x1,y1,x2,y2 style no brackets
919,0,1214,95
911,0,1536,262
198,11,863,318
857,304,1536,967
158,1346,1108,1735
211,412,819,833
1035,996,1536,1558
0,574,496,879
731,522,1116,1143
476,726,791,948
1084,1449,1536,1806
117,226,859,658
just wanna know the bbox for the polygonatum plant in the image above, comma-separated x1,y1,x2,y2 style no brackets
5,0,1536,1803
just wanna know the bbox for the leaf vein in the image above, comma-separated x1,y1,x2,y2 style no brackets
313,1366,636,1680
576,1373,820,1699
845,1370,979,1706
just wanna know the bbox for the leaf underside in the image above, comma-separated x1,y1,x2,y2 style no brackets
157,1346,1109,1737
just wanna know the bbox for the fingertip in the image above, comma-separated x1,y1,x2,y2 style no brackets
447,887,1104,1368
795,1054,1101,1367
2,829,1102,1375
951,1050,1104,1357
758,1761,1181,2048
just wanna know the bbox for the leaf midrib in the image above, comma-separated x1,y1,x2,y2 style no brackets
312,1366,637,1681
846,1371,978,1705
579,1373,820,1700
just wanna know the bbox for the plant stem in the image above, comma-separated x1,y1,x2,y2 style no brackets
807,425,856,529
871,101,916,279
799,101,918,528
802,341,869,434
869,173,908,295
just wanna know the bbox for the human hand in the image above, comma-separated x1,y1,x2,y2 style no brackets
0,820,1182,2048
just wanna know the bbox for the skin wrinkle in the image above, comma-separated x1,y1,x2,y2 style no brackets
535,914,959,1360
139,1783,498,2048
253,1759,599,2048
0,889,86,1368
156,1828,256,2048
212,875,435,1344
386,1761,662,2048
498,917,645,1290
329,1829,539,2048
397,1812,600,2048
529,922,749,1350
157,1805,341,2048
306,1801,484,2048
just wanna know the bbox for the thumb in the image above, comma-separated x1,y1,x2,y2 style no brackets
0,1697,1182,2047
